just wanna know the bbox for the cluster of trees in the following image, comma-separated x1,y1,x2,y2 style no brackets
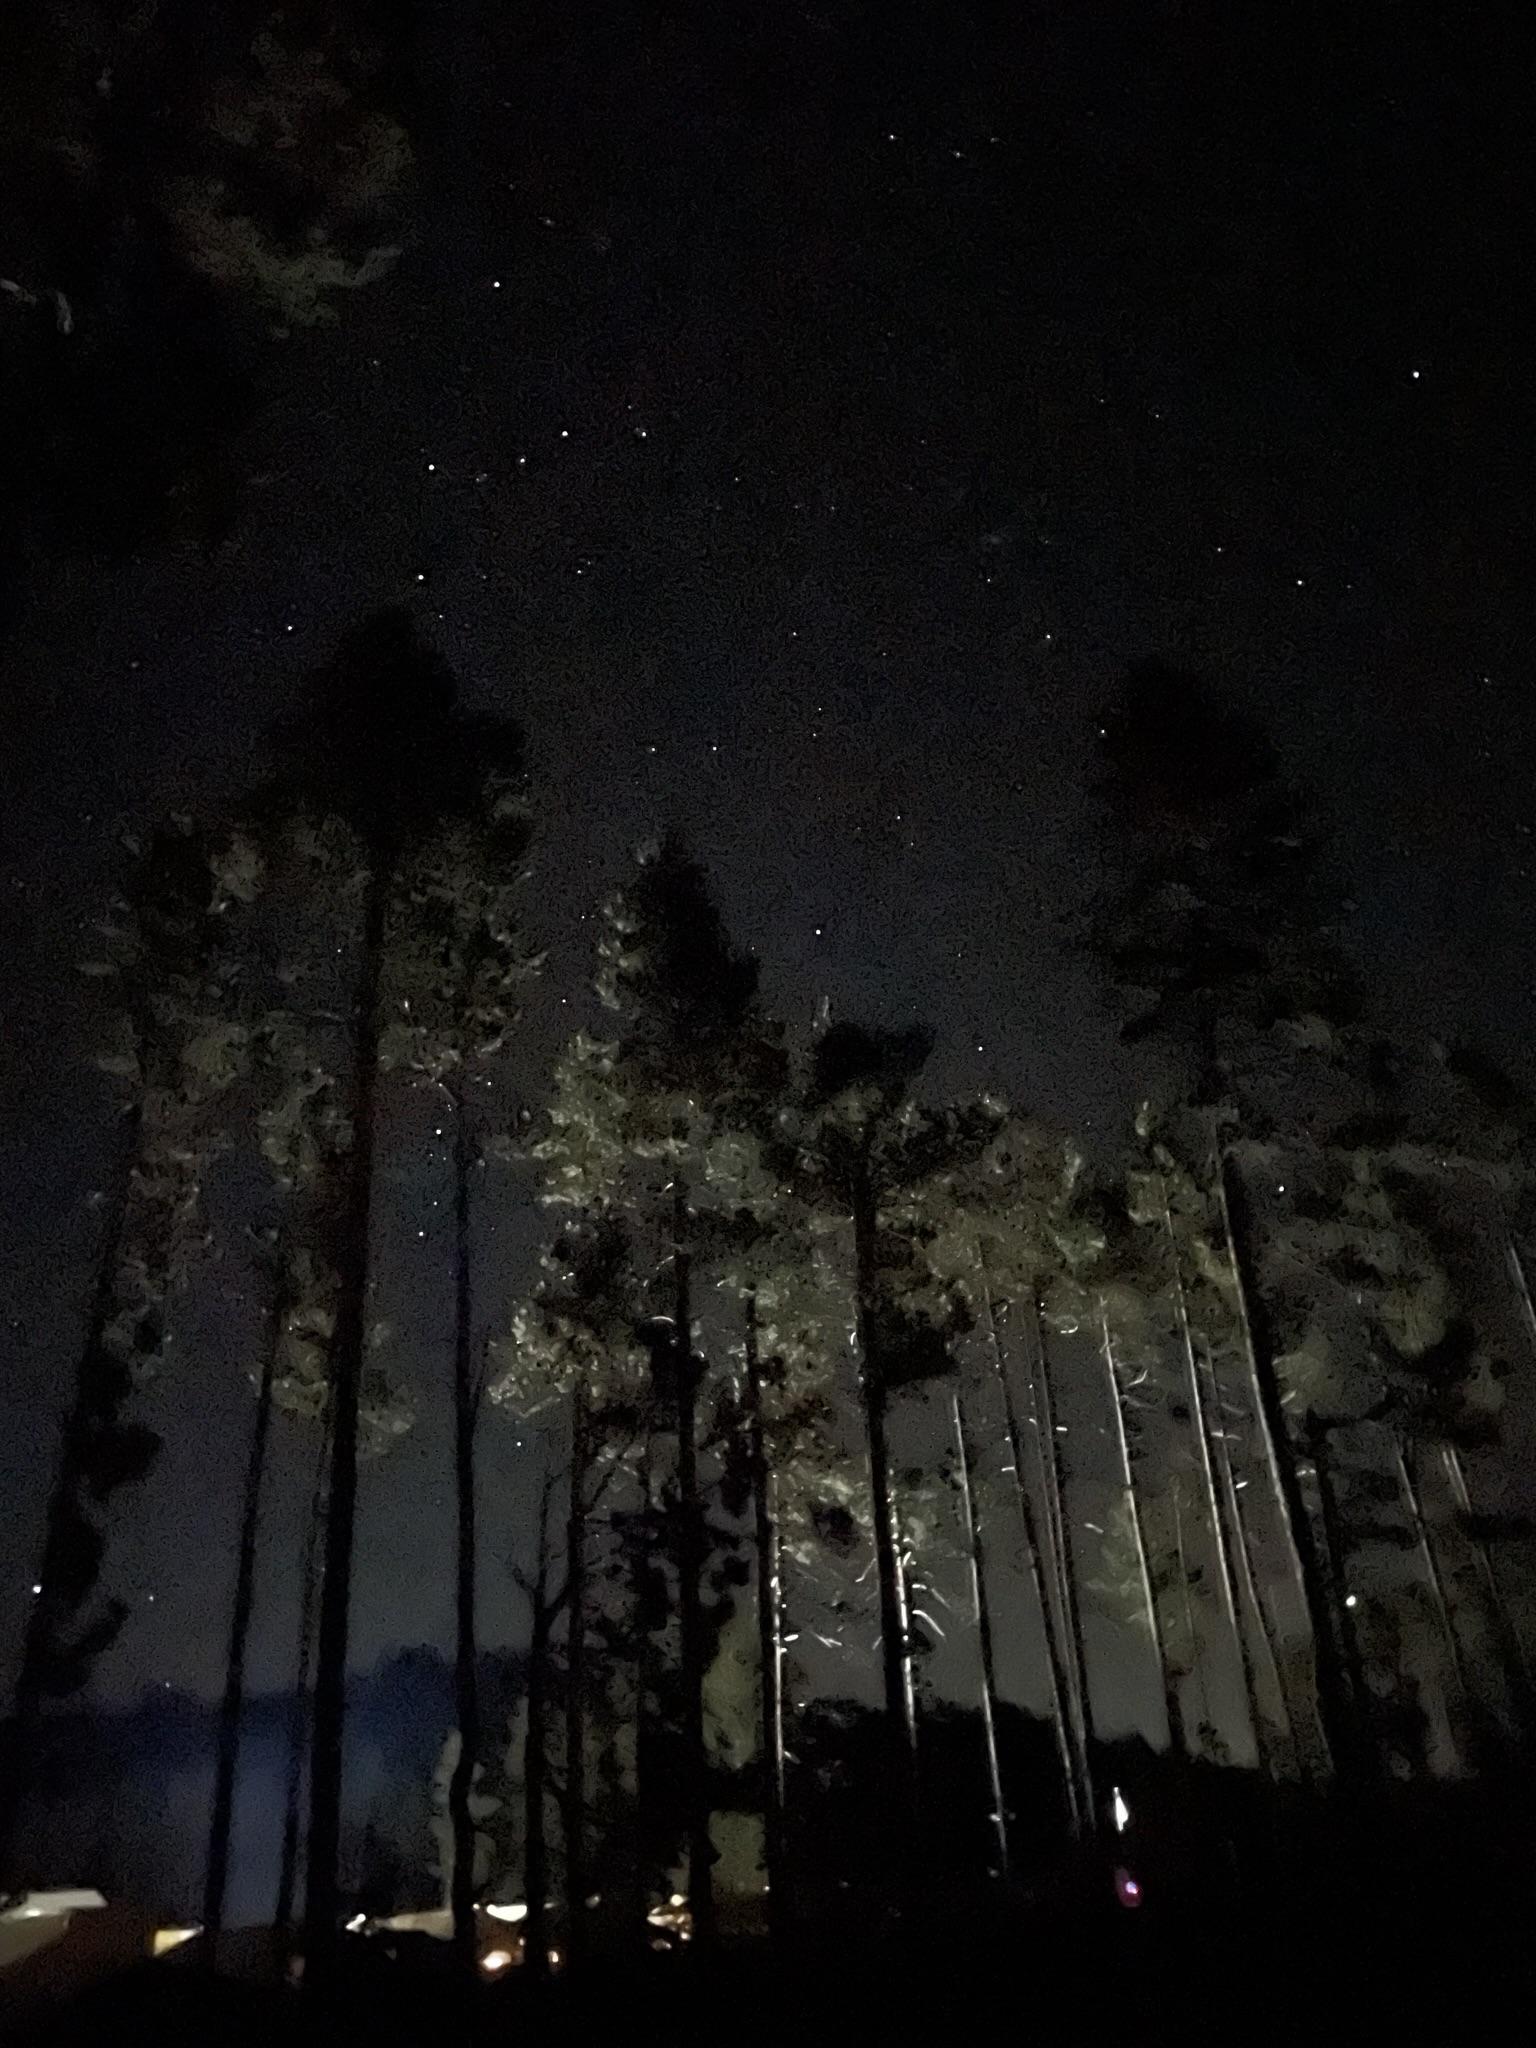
3,617,1533,1973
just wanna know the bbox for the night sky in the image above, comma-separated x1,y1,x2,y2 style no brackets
3,0,1533,1780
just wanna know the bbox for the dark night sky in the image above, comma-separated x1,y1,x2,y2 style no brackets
3,0,1534,1757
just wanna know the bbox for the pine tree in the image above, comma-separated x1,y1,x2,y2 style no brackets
261,608,522,1969
382,722,538,1968
518,839,786,1943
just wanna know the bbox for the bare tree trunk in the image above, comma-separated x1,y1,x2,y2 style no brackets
306,862,392,1969
1031,1299,1095,1821
563,1380,590,1969
851,1162,920,1776
950,1391,1010,1879
1208,1348,1300,1776
1100,1304,1181,1752
523,1461,558,1982
1218,1154,1355,1779
1394,1437,1471,1764
1,1085,146,1884
1442,1442,1535,1729
276,1405,331,1937
1509,1237,1536,1355
446,1086,481,1968
977,1267,1081,1835
1160,1180,1266,1770
1307,1432,1369,1771
204,1276,283,1945
743,1293,787,1934
1172,1488,1210,1749
672,1180,715,1944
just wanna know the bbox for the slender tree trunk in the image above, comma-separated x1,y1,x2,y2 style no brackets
950,1391,1010,1879
2,1066,153,1884
1394,1438,1471,1764
743,1293,787,1935
672,1181,715,1943
523,1462,558,1982
977,1268,1081,1835
203,1277,283,1945
1208,1348,1299,1776
1160,1181,1267,1770
1100,1305,1181,1752
1031,1298,1095,1821
1172,1487,1210,1749
851,1162,919,1774
447,1085,481,1970
629,1434,662,1940
1308,1433,1369,1766
306,861,392,1969
276,1406,331,1936
1508,1237,1536,1355
1218,1153,1355,1778
1442,1442,1535,1729
563,1380,590,1967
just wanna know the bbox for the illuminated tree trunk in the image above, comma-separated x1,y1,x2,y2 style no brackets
1508,1237,1536,1356
950,1391,1010,1878
977,1268,1082,1835
1159,1180,1266,1770
1031,1299,1095,1819
1208,1349,1300,1776
563,1379,591,1968
743,1293,787,1934
1218,1154,1356,1778
204,1273,283,1944
1100,1303,1182,1752
1307,1431,1370,1769
1394,1437,1471,1764
672,1180,715,1944
447,1086,481,1970
852,1161,920,1775
1442,1441,1535,1729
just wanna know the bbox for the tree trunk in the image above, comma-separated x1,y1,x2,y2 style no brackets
275,1405,331,1936
743,1292,787,1935
851,1162,919,1771
1100,1304,1182,1753
203,1275,283,1945
950,1391,1010,1879
0,1082,147,1884
447,1085,481,1970
976,1267,1081,1836
1442,1442,1535,1730
563,1379,590,1967
1394,1437,1472,1765
306,858,392,1972
1159,1182,1267,1771
672,1180,715,1943
1508,1237,1536,1356
1031,1298,1095,1821
1308,1433,1369,1765
523,1462,558,1982
1208,1345,1300,1777
1218,1153,1355,1778
1172,1487,1210,1748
